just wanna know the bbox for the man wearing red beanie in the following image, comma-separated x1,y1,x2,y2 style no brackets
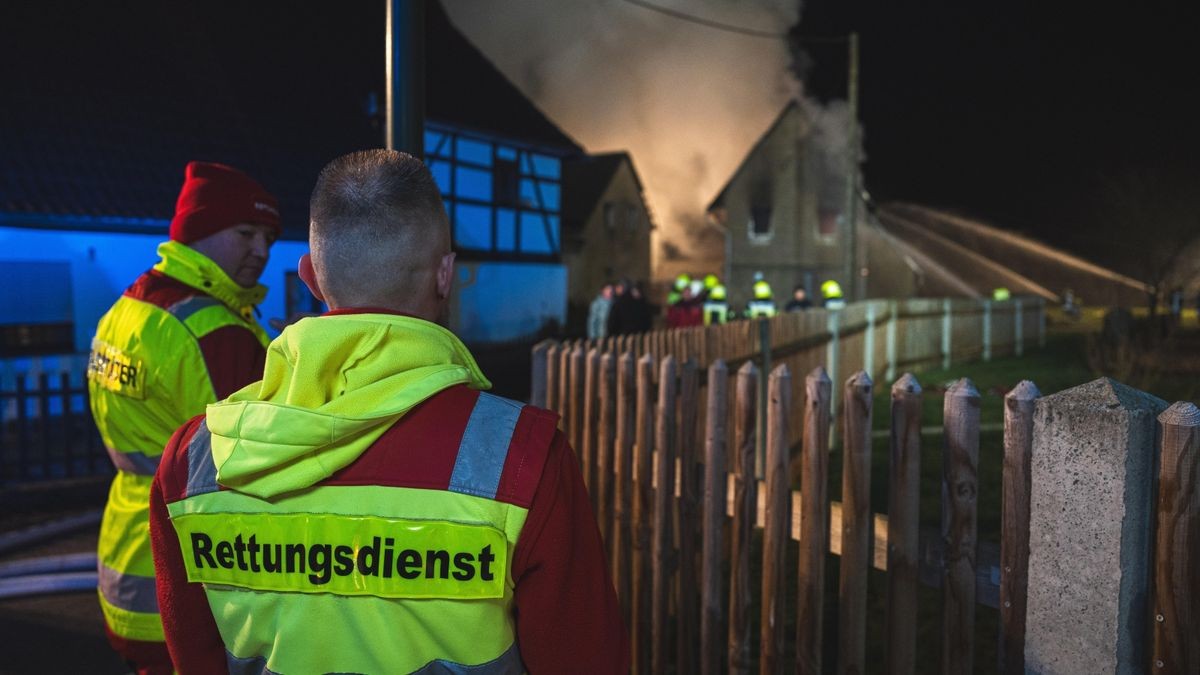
87,161,280,674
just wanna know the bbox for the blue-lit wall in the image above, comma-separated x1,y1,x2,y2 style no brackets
453,261,566,344
0,226,311,352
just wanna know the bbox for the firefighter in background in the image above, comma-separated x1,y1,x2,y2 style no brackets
746,273,777,318
667,272,691,307
88,161,279,674
821,279,846,309
703,283,730,324
148,150,627,672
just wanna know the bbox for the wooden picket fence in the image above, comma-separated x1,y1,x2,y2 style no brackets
529,299,1197,674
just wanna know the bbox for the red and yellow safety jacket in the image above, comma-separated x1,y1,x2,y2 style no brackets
149,310,628,674
88,240,269,646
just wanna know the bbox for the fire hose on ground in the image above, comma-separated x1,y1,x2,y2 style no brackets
0,510,102,599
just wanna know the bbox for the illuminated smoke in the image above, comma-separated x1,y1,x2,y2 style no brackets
441,0,803,274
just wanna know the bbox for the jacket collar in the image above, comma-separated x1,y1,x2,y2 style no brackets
153,240,267,316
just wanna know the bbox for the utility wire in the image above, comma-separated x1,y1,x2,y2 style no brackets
620,0,848,44
621,0,785,39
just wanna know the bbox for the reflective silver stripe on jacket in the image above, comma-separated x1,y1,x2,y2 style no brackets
104,445,160,476
412,642,525,674
448,392,523,500
98,561,158,614
165,295,223,324
185,420,219,498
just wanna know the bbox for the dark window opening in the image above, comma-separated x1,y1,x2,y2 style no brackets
751,206,772,236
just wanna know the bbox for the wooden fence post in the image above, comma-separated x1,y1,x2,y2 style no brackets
1000,380,1039,674
982,300,993,362
558,345,572,429
942,378,981,675
796,366,831,675
887,373,923,675
545,343,560,417
701,360,729,675
761,364,792,674
569,345,586,459
942,298,953,370
531,340,552,407
613,352,636,620
864,302,877,379
632,353,656,675
677,359,700,674
886,300,899,384
826,311,841,449
1152,402,1200,673
597,353,616,548
838,371,874,675
652,356,677,675
729,361,758,675
583,348,600,508
1014,299,1024,357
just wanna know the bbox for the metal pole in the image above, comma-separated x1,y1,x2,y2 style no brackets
386,0,426,156
842,32,860,301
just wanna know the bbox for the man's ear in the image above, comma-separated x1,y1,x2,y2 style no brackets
436,251,456,300
297,253,326,302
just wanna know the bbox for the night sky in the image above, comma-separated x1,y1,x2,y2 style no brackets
797,0,1199,258
5,1,1197,264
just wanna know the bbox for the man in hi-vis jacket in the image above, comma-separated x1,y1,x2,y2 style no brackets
149,149,628,674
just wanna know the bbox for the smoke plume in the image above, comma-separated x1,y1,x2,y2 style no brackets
442,0,804,274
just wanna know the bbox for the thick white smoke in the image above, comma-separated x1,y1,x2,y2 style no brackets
442,0,803,275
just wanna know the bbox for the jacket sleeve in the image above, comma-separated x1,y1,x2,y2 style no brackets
197,324,266,400
510,431,629,674
150,419,228,674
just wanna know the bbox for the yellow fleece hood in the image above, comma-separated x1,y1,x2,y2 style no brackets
206,313,490,499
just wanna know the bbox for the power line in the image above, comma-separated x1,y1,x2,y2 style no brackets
620,0,786,39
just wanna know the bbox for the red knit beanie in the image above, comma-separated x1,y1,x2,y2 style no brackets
169,161,281,243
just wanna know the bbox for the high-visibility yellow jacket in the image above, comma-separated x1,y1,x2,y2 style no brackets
88,240,268,643
153,313,611,673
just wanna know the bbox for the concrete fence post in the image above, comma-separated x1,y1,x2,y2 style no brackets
1025,378,1167,674
942,298,953,370
982,300,993,362
885,300,899,383
864,302,877,380
1014,299,1024,357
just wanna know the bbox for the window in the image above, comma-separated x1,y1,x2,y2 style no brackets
603,202,618,231
625,204,639,232
749,180,773,242
750,206,772,239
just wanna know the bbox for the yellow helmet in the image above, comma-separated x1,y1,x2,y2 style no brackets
753,279,773,300
674,273,692,291
710,284,727,301
821,279,843,299
704,274,719,290
992,287,1011,301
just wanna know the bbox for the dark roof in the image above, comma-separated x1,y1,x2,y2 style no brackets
707,100,800,212
0,1,580,240
561,153,642,230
